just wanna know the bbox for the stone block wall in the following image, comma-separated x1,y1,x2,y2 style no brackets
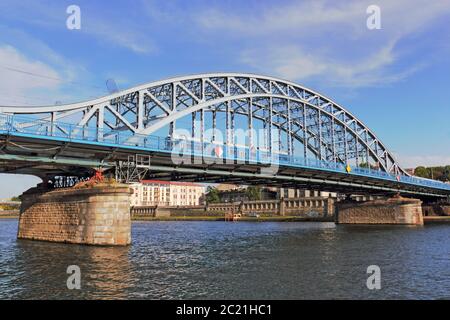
336,197,423,225
205,197,333,216
130,197,334,218
18,184,131,246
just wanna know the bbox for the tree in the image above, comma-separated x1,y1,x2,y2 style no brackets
414,165,450,182
205,186,220,203
358,162,379,170
359,162,369,168
246,186,262,201
443,166,450,182
414,166,429,179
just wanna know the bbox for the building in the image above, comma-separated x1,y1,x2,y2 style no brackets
218,187,278,203
213,186,334,203
215,183,239,191
276,188,336,198
130,180,205,207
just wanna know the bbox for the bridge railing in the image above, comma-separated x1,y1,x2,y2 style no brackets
1,112,450,191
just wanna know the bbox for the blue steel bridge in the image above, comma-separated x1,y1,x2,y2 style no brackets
0,73,449,199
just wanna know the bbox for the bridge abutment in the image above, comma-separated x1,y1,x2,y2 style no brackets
18,183,131,245
422,202,450,216
335,196,423,225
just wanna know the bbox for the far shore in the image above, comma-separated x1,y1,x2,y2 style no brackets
2,214,449,223
133,216,333,222
0,213,333,222
134,215,450,223
423,216,450,223
0,210,19,219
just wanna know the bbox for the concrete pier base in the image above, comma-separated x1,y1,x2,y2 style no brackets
18,183,131,245
336,197,423,225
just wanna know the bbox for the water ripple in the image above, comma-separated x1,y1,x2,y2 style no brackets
0,219,448,299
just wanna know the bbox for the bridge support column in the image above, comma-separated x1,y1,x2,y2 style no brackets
18,184,131,245
422,202,450,216
324,197,335,217
335,196,423,225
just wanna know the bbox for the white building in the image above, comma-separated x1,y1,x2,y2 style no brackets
130,180,205,207
276,188,337,199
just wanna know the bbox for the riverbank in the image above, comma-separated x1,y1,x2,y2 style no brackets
424,216,450,224
3,213,449,223
131,215,334,222
1,218,449,299
0,210,19,219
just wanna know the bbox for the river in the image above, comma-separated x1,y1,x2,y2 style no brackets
0,219,448,299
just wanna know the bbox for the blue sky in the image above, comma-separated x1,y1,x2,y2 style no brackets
0,0,449,198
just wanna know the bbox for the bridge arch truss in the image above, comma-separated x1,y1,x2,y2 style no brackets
0,73,406,175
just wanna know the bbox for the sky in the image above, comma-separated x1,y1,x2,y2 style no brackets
0,0,449,198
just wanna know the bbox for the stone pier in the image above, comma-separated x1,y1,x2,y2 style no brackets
18,183,131,245
422,202,450,216
336,196,423,225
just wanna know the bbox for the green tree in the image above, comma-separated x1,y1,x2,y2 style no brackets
414,165,450,182
414,166,429,178
445,166,450,182
358,162,379,170
205,186,220,203
358,162,369,168
246,186,262,201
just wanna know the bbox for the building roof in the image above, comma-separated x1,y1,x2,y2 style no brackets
140,180,204,187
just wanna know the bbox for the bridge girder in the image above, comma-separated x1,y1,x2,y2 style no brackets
0,73,405,175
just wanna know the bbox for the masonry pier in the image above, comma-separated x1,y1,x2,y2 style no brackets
18,183,131,245
336,196,423,225
422,202,450,216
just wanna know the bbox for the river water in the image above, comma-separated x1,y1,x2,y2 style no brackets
0,219,448,299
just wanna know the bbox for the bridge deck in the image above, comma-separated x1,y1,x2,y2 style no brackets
1,123,449,199
1,73,449,200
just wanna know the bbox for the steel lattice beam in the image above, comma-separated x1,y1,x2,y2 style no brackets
0,73,406,175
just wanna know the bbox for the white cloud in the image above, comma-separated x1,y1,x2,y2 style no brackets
397,155,450,168
0,45,62,105
0,37,103,106
241,40,425,87
197,1,365,36
82,18,157,54
197,0,450,38
0,0,157,55
195,0,450,87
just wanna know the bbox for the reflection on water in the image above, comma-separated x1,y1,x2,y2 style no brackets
0,219,449,299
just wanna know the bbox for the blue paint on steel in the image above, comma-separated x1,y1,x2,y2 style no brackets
1,113,449,191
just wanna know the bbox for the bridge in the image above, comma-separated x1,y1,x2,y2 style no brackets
1,73,449,198
0,73,449,245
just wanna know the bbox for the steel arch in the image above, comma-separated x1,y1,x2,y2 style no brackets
0,73,405,175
